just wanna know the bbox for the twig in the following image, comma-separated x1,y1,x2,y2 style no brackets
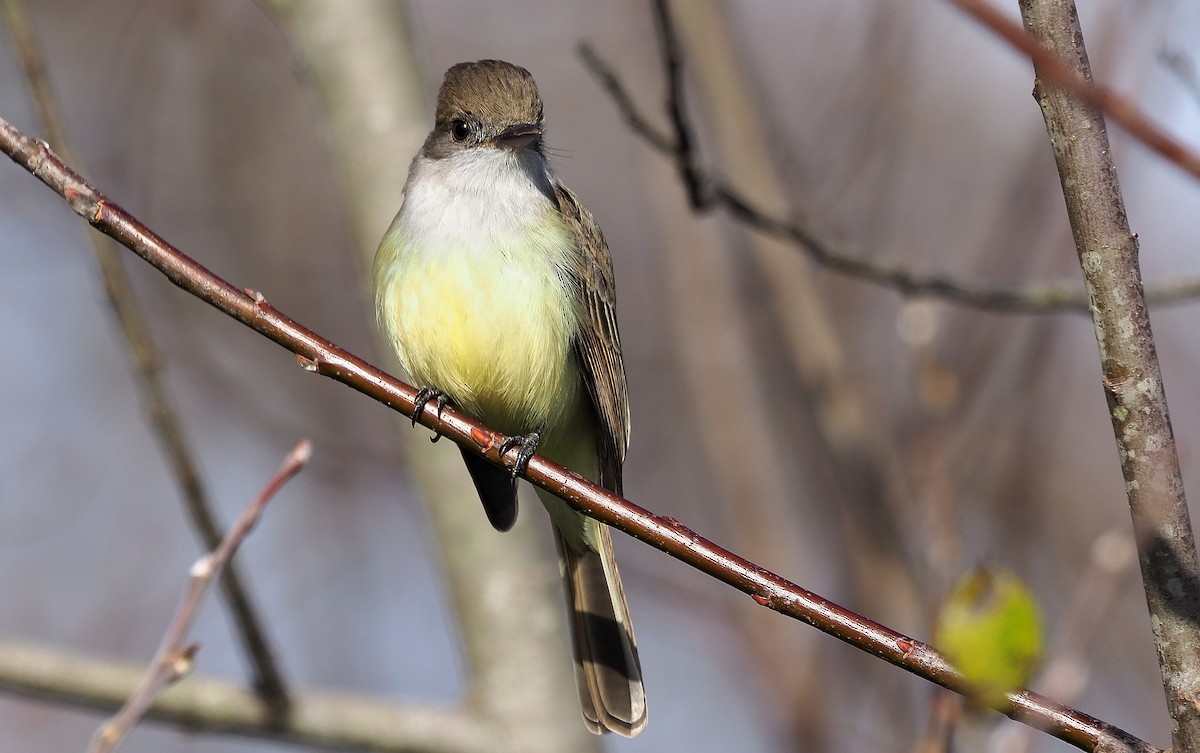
651,0,705,208
576,45,1200,314
0,640,487,753
1017,3,1200,752
0,0,290,712
89,441,310,753
0,117,1161,753
576,45,674,154
950,0,1200,181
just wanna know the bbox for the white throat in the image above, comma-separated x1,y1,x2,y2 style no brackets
396,147,559,253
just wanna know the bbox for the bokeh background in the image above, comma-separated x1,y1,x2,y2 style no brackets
3,1,1200,751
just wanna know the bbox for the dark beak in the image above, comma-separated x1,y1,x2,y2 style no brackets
494,123,543,149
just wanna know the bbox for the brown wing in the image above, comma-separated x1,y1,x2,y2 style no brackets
553,180,630,495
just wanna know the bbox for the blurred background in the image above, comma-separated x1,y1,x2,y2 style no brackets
2,1,1200,751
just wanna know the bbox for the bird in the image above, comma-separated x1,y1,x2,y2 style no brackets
372,59,646,737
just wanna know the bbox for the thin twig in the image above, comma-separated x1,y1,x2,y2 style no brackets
0,0,290,713
950,0,1200,181
89,441,310,753
0,117,1161,753
651,0,705,208
1018,3,1200,752
576,46,674,154
575,45,1200,314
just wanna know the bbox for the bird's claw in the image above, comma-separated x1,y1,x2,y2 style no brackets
499,432,541,480
412,387,449,441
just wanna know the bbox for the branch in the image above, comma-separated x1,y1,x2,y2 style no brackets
90,441,310,753
0,640,486,753
652,0,704,209
0,0,290,712
646,0,927,732
1017,3,1200,752
949,0,1200,181
577,36,1200,314
0,116,1160,753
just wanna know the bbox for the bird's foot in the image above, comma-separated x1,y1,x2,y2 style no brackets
412,387,449,442
498,432,541,480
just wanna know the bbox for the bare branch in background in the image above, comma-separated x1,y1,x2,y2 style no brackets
89,440,310,753
649,1,926,742
653,0,703,209
0,0,290,713
0,116,1162,753
950,0,1200,181
1017,2,1200,751
577,37,1200,314
0,641,487,753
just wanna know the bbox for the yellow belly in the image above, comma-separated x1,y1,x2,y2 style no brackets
376,236,582,437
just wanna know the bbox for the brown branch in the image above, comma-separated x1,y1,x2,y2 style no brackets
0,640,487,753
1017,3,1200,752
950,0,1200,181
90,440,309,753
576,43,1200,314
0,116,1161,753
0,0,290,713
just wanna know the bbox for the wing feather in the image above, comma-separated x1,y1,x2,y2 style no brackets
553,181,630,494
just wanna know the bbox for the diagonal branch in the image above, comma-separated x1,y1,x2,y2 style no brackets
0,0,290,713
0,115,1162,753
578,22,1200,313
950,0,1200,181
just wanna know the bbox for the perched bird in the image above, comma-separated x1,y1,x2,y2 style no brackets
373,59,646,736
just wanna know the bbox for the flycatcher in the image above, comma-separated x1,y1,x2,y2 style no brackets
373,60,646,737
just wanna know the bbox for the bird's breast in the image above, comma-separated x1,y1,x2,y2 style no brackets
375,165,584,437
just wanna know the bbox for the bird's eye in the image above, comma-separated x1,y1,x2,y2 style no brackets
450,119,471,142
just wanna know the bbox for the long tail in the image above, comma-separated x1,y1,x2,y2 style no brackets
554,522,647,737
